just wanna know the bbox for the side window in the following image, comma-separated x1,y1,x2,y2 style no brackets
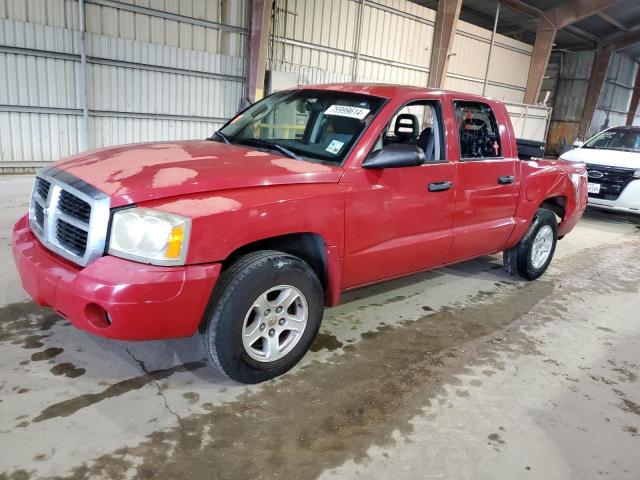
372,101,443,163
453,101,502,160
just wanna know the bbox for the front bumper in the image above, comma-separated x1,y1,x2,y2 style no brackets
12,215,221,340
588,179,640,214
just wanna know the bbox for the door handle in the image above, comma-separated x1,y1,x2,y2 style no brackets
428,181,452,192
498,175,515,185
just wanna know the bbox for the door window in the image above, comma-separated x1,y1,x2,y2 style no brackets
453,101,502,160
371,101,444,163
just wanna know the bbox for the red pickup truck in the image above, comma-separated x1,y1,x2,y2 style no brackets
13,84,587,383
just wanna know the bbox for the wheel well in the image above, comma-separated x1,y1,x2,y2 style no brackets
222,233,327,290
540,196,566,223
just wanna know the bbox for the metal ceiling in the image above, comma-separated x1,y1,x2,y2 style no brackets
412,0,640,60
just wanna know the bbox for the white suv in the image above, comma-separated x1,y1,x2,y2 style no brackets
560,126,640,214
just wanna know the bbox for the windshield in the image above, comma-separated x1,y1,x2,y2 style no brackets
583,128,640,153
216,89,385,164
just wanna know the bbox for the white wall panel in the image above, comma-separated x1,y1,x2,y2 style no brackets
0,0,79,29
1,1,248,166
90,115,224,148
447,34,489,80
270,0,533,105
0,52,80,108
0,111,83,164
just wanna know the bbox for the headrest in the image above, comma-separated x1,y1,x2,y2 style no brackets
394,113,419,139
329,116,362,134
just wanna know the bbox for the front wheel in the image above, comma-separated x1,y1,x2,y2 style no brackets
200,250,324,383
504,208,558,280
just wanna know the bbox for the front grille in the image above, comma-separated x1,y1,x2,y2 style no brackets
586,163,636,201
29,168,110,267
35,177,51,200
56,219,88,257
33,202,45,228
59,190,91,223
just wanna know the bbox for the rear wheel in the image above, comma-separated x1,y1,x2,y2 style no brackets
200,250,323,383
504,208,558,280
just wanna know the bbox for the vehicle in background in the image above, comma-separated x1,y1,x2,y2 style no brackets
13,84,588,383
560,126,640,215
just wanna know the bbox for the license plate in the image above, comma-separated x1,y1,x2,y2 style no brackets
587,182,601,194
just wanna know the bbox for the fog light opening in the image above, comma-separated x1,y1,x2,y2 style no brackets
85,303,111,329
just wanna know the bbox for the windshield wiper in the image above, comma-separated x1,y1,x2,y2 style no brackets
240,139,301,160
210,130,230,144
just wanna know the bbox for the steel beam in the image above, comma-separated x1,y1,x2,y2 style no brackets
598,12,627,32
483,2,501,96
602,29,640,50
579,46,613,137
497,0,542,18
547,0,623,29
523,0,623,104
523,17,556,104
78,0,89,152
428,0,463,88
626,67,640,126
246,0,274,103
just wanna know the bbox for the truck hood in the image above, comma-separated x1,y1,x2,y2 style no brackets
560,147,640,169
53,140,344,207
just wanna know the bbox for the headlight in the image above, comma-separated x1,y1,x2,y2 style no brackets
108,208,191,265
634,169,640,179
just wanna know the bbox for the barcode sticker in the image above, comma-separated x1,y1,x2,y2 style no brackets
324,105,370,120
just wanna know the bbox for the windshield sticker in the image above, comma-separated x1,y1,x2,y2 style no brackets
324,105,370,120
325,139,345,155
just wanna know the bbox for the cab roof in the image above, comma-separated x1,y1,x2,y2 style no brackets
294,83,495,103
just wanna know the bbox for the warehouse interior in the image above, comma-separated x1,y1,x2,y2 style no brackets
1,1,640,479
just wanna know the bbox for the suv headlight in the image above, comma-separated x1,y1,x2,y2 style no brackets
108,208,191,266
634,169,640,179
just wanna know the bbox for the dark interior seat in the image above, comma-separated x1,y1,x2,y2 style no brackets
394,114,419,142
417,127,435,161
320,115,361,150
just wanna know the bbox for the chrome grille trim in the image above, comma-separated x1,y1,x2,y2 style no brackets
29,167,110,267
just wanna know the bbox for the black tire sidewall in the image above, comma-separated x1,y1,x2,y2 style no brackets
205,253,323,383
517,209,558,280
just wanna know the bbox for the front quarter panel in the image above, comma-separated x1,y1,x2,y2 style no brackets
144,184,346,265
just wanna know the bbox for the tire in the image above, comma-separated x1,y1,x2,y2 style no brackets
503,208,558,281
200,250,324,383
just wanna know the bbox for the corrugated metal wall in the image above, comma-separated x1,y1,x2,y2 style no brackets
544,50,638,151
0,0,248,167
591,52,638,136
545,51,594,154
268,0,549,141
269,0,533,100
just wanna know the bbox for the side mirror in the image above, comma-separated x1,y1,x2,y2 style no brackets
572,140,584,148
363,143,426,169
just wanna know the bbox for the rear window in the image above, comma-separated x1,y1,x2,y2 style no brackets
453,101,502,159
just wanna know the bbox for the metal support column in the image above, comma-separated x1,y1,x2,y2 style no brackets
483,2,500,96
523,17,556,105
428,0,463,88
246,0,274,104
579,46,613,138
77,0,90,151
626,65,640,126
352,0,365,82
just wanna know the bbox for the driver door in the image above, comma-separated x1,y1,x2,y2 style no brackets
341,101,456,288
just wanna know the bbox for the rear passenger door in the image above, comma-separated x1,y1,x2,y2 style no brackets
447,100,519,262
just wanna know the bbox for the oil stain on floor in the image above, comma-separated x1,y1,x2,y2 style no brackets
54,241,638,480
2,240,639,480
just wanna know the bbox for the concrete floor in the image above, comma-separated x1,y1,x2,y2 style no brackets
1,174,639,480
